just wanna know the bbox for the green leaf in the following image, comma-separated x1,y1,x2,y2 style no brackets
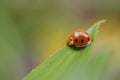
23,20,106,80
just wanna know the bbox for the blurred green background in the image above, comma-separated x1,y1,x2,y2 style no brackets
0,0,120,80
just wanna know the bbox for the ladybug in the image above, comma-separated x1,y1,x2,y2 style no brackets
66,29,92,47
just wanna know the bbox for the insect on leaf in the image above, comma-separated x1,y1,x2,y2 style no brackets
23,20,106,80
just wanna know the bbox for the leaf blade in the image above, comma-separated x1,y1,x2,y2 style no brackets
24,20,106,80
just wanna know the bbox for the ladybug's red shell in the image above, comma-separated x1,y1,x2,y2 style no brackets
66,29,92,47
